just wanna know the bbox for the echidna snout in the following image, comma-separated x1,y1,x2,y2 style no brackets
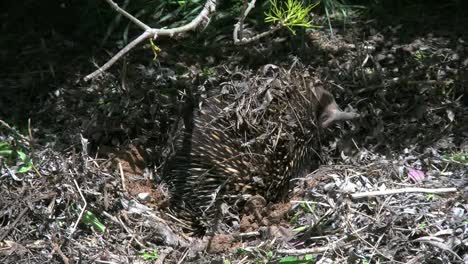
316,88,359,128
320,105,360,128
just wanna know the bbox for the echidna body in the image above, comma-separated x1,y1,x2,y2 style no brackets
163,70,358,230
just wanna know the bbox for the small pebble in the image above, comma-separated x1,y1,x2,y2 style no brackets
323,182,336,191
137,192,150,202
452,207,465,218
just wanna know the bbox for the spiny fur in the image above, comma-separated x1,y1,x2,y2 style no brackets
163,70,352,230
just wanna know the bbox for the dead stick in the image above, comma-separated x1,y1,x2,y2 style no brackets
69,177,87,238
278,245,337,255
0,119,30,146
351,187,457,199
52,242,70,264
85,0,217,81
0,208,28,240
119,161,127,193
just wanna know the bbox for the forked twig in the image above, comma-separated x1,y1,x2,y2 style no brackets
69,175,87,238
85,0,217,81
233,0,281,45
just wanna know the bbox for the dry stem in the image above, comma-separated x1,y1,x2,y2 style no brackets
233,0,282,45
351,187,457,199
85,0,217,81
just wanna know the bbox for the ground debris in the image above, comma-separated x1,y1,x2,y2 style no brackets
1,6,467,263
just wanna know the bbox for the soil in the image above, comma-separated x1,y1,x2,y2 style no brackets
0,1,467,263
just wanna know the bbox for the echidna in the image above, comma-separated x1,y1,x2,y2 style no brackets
163,67,358,231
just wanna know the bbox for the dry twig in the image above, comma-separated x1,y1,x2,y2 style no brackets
69,176,87,238
0,119,30,146
85,0,217,81
277,240,346,255
233,0,282,45
52,242,70,264
413,237,463,261
0,208,28,241
119,161,127,193
351,187,457,199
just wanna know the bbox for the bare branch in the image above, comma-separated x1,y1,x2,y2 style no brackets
233,0,282,45
234,24,282,45
235,0,257,41
85,30,151,81
151,0,216,36
101,0,131,45
85,0,217,81
103,0,150,31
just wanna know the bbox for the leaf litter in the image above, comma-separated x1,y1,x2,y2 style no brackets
1,13,467,264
